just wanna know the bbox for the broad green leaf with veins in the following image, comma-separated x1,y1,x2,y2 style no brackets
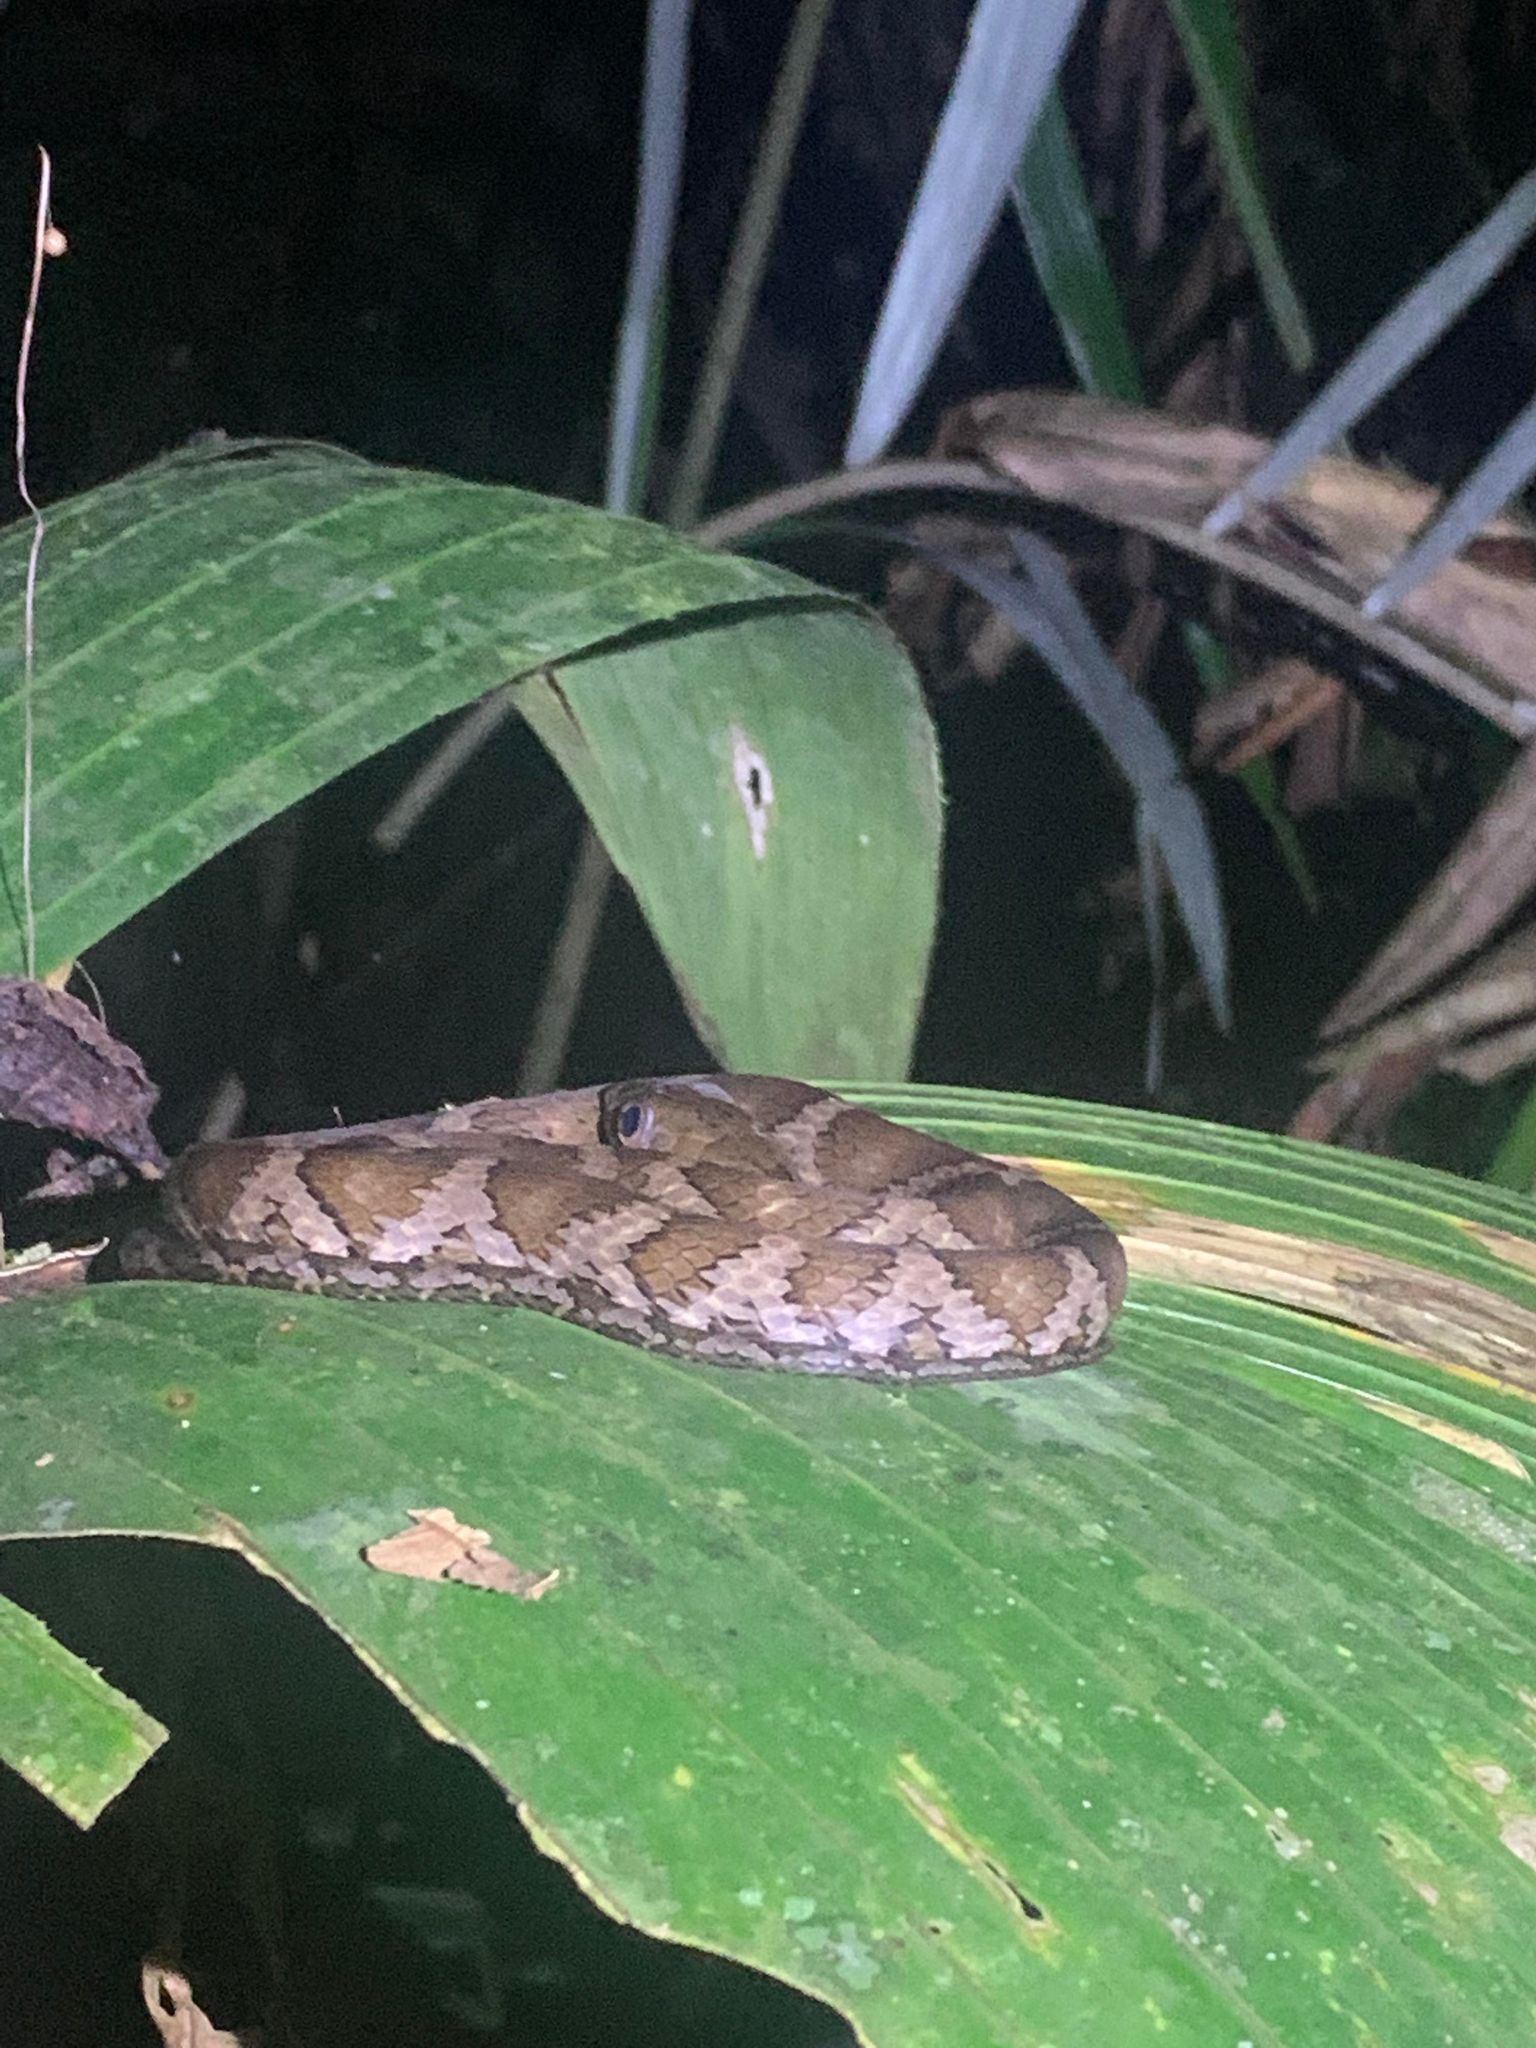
0,440,938,1077
4,1088,1535,2046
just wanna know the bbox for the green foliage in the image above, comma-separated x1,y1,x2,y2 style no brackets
0,1590,165,1825
0,441,939,1076
5,1090,1536,2042
3,10,1533,2039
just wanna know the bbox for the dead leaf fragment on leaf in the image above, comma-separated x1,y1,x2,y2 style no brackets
364,1508,559,1599
0,1239,102,1303
141,1963,244,2048
1191,658,1345,774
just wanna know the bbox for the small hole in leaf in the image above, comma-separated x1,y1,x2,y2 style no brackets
984,1856,1045,1921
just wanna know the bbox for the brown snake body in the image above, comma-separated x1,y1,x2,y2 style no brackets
121,1076,1126,1382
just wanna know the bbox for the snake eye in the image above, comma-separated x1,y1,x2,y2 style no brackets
616,1102,647,1142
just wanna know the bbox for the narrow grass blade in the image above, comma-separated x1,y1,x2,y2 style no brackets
1011,85,1143,403
1207,168,1536,536
845,0,1089,464
1366,385,1536,618
607,0,693,516
908,527,1230,1033
1166,0,1313,374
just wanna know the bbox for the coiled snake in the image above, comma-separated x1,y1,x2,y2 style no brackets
122,1075,1126,1382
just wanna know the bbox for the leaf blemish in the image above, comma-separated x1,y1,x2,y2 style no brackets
731,729,774,859
895,1754,1054,1936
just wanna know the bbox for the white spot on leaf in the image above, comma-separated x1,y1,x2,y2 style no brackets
731,729,774,859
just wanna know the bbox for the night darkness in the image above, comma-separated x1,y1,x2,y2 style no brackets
0,1,1531,1152
3,2,1536,2042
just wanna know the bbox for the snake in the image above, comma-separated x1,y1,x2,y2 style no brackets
120,1075,1127,1382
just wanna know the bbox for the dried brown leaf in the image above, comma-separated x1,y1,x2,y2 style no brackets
939,388,1536,735
1315,924,1536,1083
0,1239,101,1303
0,977,165,1179
1281,682,1360,814
1322,742,1536,1039
1288,1053,1439,1149
1003,1156,1536,1389
1191,657,1344,772
1442,1015,1536,1084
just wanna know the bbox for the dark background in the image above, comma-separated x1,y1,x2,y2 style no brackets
3,3,1536,2043
2,0,1532,1159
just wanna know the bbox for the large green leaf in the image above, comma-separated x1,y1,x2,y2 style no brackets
0,440,938,1075
4,1088,1536,2044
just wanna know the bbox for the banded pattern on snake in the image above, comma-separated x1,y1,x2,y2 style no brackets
121,1076,1127,1382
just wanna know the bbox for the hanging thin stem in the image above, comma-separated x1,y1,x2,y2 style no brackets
14,145,61,983
665,0,835,530
515,824,615,1097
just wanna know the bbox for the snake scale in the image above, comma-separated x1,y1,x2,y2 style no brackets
121,1075,1127,1382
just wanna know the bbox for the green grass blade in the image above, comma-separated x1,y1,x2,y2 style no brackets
1010,86,1143,403
1166,0,1314,373
0,1590,166,1827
